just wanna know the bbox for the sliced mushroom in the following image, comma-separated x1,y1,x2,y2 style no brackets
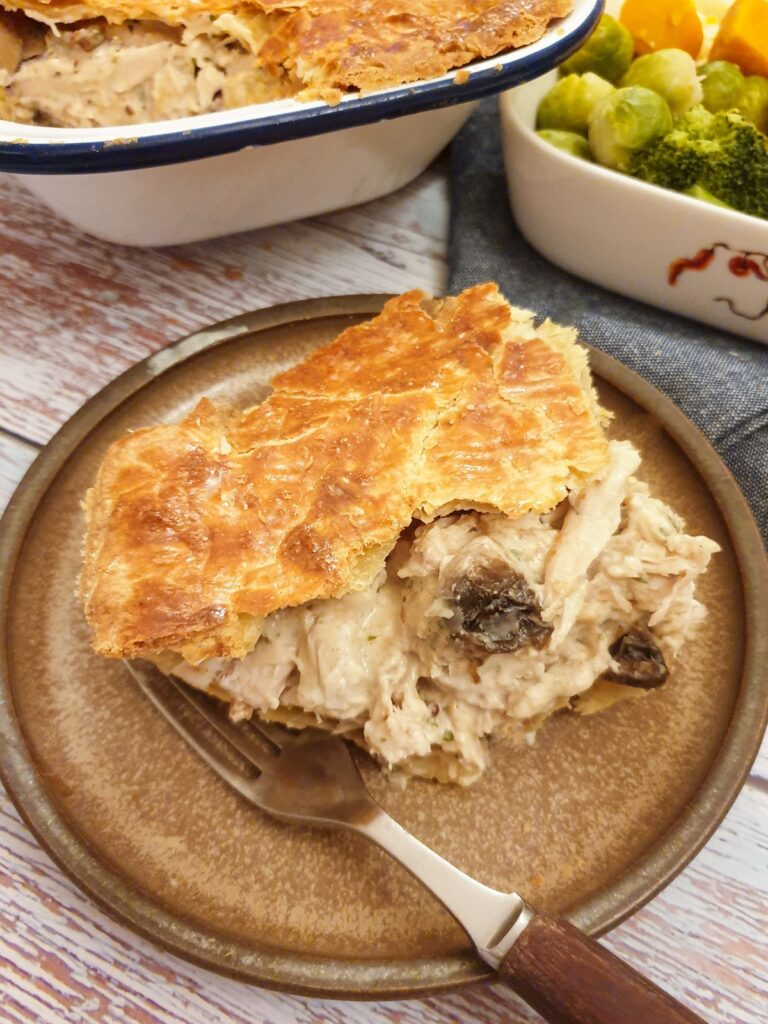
448,560,553,655
604,627,669,688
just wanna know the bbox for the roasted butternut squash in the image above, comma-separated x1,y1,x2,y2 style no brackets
620,0,703,58
711,0,768,78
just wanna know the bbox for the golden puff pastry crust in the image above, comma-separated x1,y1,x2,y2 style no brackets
1,0,249,25
4,0,572,99
258,0,574,97
81,284,609,664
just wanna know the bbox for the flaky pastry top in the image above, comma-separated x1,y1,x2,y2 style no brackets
3,0,573,98
81,284,609,663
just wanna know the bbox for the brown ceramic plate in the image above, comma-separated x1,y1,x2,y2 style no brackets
1,296,766,999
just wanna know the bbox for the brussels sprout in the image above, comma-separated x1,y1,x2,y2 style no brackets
620,49,703,115
737,75,768,134
699,61,745,113
536,129,593,160
536,72,615,134
560,14,634,84
588,86,674,172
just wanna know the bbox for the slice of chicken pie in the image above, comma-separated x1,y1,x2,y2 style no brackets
81,284,719,784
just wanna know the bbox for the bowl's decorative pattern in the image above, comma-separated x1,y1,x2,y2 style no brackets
502,75,768,345
668,243,768,322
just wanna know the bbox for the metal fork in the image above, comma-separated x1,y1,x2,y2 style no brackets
126,660,707,1024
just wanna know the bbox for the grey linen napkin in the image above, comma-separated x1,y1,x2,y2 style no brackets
447,99,768,542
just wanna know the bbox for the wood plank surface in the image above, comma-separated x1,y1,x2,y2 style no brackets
0,162,766,1024
0,170,448,445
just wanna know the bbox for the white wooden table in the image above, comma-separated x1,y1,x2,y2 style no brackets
1,164,766,1024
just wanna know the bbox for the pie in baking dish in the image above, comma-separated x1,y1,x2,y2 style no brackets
0,0,573,127
80,284,719,784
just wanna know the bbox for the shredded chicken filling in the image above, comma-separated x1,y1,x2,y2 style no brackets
0,0,575,127
169,441,719,784
0,16,293,127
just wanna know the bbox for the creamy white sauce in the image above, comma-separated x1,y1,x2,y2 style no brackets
0,19,289,128
171,441,719,785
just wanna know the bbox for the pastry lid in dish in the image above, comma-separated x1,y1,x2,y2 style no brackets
0,0,602,174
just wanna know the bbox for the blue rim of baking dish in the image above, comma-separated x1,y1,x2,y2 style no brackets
0,0,603,174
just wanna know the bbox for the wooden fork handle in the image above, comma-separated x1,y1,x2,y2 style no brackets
498,913,707,1024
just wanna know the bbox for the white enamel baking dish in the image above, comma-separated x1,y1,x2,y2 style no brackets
502,72,768,345
0,0,602,246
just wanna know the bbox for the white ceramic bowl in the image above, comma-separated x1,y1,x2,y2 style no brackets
501,73,768,345
0,0,602,246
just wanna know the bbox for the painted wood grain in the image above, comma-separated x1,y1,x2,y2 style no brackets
0,168,448,445
0,778,765,1024
0,431,37,508
0,161,766,1024
752,743,767,783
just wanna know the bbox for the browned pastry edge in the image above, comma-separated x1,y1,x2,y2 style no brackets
0,0,574,101
80,284,609,664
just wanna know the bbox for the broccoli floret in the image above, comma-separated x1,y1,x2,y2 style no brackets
630,124,704,191
685,184,734,208
630,105,716,190
630,106,768,219
703,116,768,218
679,104,720,135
